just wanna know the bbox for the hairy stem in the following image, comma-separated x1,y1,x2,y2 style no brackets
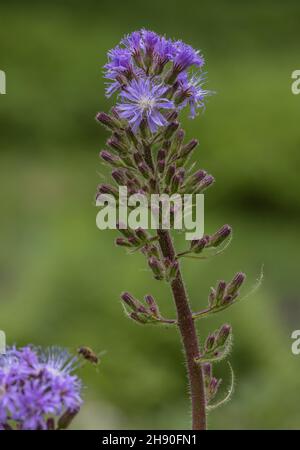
157,229,206,430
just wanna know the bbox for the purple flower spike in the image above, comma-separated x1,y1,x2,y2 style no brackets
116,78,174,133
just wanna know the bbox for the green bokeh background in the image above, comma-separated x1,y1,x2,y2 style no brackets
1,0,300,429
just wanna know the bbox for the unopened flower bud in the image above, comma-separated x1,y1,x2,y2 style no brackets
138,162,150,179
125,126,139,146
164,121,179,140
135,228,149,242
158,159,165,174
169,129,185,158
115,237,132,248
107,135,126,154
191,170,207,184
157,148,167,161
209,224,232,247
112,169,126,185
130,312,147,324
98,183,118,197
148,245,160,259
100,150,121,167
190,235,209,253
208,377,221,398
165,164,176,186
145,294,160,317
227,272,246,296
149,177,157,192
180,139,198,158
133,152,143,167
205,334,215,352
171,168,185,192
128,236,140,246
216,280,226,303
220,294,235,306
121,292,138,310
208,287,216,307
203,362,212,380
194,174,215,193
216,324,232,347
96,112,120,130
148,257,164,280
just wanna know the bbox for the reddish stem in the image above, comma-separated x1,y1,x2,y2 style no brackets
157,229,206,430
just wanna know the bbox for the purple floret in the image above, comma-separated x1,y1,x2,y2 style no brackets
177,72,209,118
116,78,174,133
173,41,204,72
104,47,133,97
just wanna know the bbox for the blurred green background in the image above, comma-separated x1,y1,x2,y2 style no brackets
1,0,300,430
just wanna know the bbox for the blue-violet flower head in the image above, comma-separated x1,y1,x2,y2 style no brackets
116,78,174,133
0,346,82,430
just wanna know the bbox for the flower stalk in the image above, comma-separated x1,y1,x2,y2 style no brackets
97,29,247,430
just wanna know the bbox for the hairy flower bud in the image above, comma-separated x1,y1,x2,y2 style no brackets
209,224,232,247
226,272,246,296
121,292,139,310
145,294,160,317
130,312,147,324
205,334,215,352
107,134,127,154
171,168,185,192
96,112,120,130
208,377,221,399
148,256,164,280
216,324,231,347
190,235,209,253
194,174,215,193
203,362,212,378
125,126,139,146
165,164,176,186
100,150,121,167
192,169,207,184
158,159,165,174
97,183,118,197
220,294,235,306
216,280,226,303
112,169,126,185
115,237,132,248
135,228,149,242
157,148,167,162
208,287,216,307
138,162,150,179
180,139,198,158
164,121,179,140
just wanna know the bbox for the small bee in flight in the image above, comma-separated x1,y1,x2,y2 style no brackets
77,346,105,366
